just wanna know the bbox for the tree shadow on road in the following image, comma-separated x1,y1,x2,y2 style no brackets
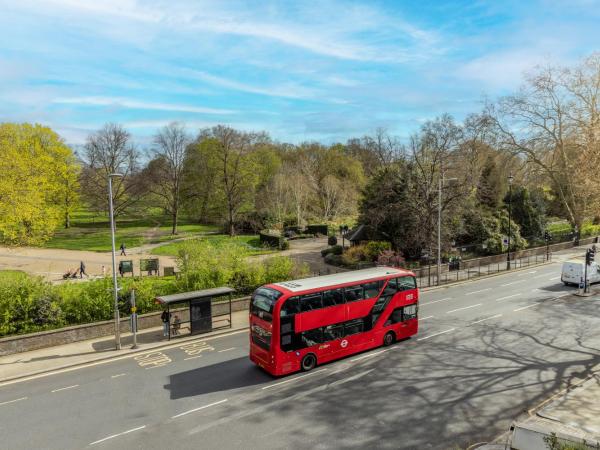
211,296,600,450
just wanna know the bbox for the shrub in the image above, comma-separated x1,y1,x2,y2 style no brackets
364,241,392,261
341,245,367,266
279,239,290,250
259,230,282,248
328,235,338,246
306,224,328,235
324,253,343,266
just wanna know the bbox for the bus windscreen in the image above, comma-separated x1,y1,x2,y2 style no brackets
250,287,282,322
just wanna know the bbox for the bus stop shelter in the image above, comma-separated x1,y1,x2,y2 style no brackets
155,287,235,340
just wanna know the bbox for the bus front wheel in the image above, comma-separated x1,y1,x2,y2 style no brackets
301,353,317,371
383,331,396,347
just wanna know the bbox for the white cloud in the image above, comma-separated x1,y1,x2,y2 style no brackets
454,49,558,90
12,0,439,63
52,96,235,114
185,70,318,99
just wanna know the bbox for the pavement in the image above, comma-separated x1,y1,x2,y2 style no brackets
2,256,600,449
0,310,250,384
505,368,600,449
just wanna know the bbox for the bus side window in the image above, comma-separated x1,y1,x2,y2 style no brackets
383,278,399,296
398,276,417,291
363,281,382,299
301,328,323,347
344,285,364,302
385,307,403,326
323,324,343,341
403,303,418,320
280,297,300,317
301,293,323,312
343,319,363,336
322,289,344,307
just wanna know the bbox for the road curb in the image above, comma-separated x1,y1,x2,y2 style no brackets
0,325,250,385
420,260,553,293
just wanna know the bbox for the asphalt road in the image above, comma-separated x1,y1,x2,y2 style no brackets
1,259,600,450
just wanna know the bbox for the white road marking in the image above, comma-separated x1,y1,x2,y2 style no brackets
329,369,374,387
447,304,482,314
350,349,387,362
465,288,491,296
555,292,570,298
417,328,456,341
184,356,202,361
262,369,328,390
421,297,452,305
501,280,526,286
470,314,502,325
218,348,236,353
0,397,27,406
90,425,146,445
171,399,228,419
495,293,522,302
419,316,434,321
111,373,127,379
533,274,551,279
531,288,541,292
514,303,540,312
550,276,561,280
51,384,79,393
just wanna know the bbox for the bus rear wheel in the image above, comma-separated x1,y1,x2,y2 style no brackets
383,331,396,347
301,353,317,371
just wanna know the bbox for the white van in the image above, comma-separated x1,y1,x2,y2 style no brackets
561,259,600,286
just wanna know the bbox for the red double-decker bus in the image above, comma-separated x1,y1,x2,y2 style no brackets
249,266,419,376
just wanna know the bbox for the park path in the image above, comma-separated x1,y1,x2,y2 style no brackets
0,246,177,282
0,237,335,282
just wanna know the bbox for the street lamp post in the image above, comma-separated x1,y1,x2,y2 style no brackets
506,173,514,270
437,176,457,286
108,173,124,350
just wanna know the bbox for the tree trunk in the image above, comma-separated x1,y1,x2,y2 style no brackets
65,210,70,229
228,207,235,236
172,209,178,235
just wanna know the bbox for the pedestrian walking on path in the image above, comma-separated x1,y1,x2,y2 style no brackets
120,243,127,256
161,309,171,337
79,261,88,278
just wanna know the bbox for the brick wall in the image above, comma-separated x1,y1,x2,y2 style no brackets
0,296,250,356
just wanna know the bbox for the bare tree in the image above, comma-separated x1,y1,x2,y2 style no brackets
488,54,600,229
147,122,190,234
80,123,141,218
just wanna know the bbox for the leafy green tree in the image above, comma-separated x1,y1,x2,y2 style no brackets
505,186,547,240
0,123,78,245
477,156,504,209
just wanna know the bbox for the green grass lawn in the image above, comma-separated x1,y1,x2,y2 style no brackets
44,209,219,252
151,234,276,257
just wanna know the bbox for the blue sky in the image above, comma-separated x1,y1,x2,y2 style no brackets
1,0,599,145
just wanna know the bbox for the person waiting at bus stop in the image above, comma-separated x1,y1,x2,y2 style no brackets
172,315,181,336
160,309,170,337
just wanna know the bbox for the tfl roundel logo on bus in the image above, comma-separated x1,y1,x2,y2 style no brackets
340,339,348,348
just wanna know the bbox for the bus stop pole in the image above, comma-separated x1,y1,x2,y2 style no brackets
130,290,138,349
